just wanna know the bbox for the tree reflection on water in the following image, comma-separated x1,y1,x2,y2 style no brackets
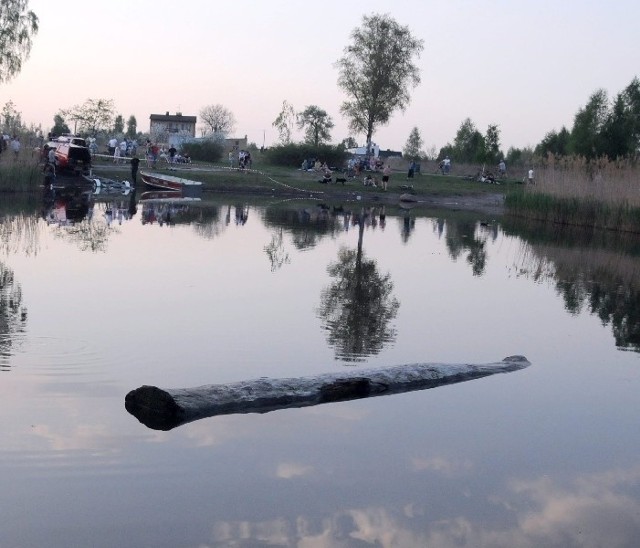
0,262,27,369
506,219,640,353
440,218,491,276
317,212,399,362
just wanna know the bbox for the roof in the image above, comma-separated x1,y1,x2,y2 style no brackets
149,114,197,123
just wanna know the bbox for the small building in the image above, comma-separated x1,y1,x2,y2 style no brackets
347,142,380,157
224,136,248,154
378,149,403,160
149,112,197,138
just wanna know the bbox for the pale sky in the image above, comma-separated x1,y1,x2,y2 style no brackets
3,0,639,152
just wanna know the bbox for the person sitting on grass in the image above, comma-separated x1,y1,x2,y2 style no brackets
319,168,332,184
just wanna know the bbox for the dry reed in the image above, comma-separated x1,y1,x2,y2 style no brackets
531,154,640,207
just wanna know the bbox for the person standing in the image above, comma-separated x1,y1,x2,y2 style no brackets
498,159,506,178
130,155,140,186
150,143,159,168
168,145,177,164
108,136,118,156
11,136,20,158
407,160,416,180
527,168,535,185
382,163,391,190
47,145,56,166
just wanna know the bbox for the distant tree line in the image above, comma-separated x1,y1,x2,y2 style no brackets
535,77,640,160
434,77,640,168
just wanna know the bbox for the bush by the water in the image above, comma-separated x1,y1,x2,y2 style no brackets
265,143,348,169
180,140,223,163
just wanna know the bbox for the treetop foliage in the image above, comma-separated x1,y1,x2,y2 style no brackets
297,105,334,148
0,0,38,84
535,77,640,160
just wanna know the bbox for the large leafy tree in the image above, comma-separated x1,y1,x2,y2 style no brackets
297,105,334,147
535,127,571,157
452,118,485,163
336,13,424,154
51,112,70,135
569,89,609,159
63,98,114,134
199,104,236,136
0,0,38,84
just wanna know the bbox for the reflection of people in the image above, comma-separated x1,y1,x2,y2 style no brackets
130,155,140,185
128,190,137,218
43,162,56,187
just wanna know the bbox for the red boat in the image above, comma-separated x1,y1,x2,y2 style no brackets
140,171,203,196
46,135,92,175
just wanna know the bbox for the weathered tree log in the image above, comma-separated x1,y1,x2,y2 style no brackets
125,356,530,430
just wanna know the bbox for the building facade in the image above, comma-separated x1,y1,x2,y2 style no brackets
149,112,197,138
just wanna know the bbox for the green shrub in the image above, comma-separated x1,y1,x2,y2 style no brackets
265,143,348,169
180,140,223,163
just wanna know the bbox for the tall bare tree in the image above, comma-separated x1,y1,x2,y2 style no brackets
336,13,424,154
272,100,296,144
63,99,114,135
199,104,236,136
0,0,38,84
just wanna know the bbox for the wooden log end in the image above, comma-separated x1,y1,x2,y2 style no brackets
125,385,184,431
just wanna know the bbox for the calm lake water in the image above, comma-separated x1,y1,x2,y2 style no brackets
0,189,639,547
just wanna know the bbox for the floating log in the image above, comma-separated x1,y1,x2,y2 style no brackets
125,356,530,430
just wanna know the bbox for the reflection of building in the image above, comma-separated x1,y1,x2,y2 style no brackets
149,112,197,137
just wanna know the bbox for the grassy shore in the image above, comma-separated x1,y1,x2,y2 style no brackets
91,153,523,204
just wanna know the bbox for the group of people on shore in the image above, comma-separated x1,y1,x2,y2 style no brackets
304,156,393,190
227,149,252,170
108,137,138,164
0,134,23,159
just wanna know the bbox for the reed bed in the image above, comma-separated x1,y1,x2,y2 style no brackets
506,155,640,233
533,155,640,206
0,151,42,192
